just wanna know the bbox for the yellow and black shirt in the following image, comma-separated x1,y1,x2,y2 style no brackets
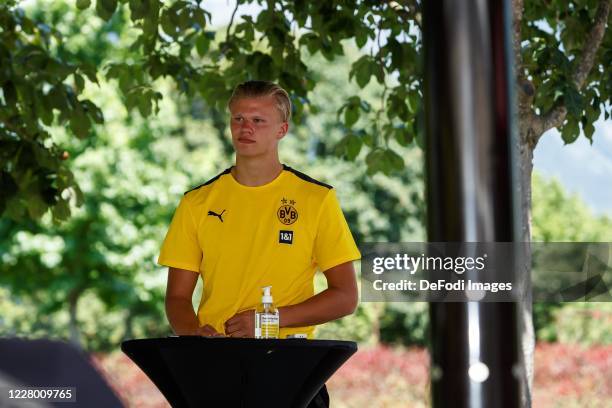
157,164,361,338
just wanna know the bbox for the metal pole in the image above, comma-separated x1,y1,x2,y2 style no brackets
423,1,523,407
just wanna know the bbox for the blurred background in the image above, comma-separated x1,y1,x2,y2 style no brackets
1,1,610,407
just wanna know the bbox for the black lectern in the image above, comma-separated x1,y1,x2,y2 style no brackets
121,337,357,408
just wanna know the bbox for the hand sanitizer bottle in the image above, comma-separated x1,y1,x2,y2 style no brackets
255,286,279,339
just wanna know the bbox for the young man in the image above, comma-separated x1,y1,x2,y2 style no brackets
158,80,359,406
159,80,360,338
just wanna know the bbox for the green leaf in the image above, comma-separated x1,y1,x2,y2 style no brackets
143,0,160,38
407,91,420,114
384,149,405,172
564,86,583,118
104,63,121,79
394,125,414,146
194,8,209,29
365,148,386,174
117,70,133,94
355,58,373,88
387,93,409,122
346,134,362,160
387,38,404,70
374,64,385,84
129,0,148,20
582,118,595,142
4,196,25,221
69,108,91,138
344,104,359,127
176,4,192,31
254,53,275,80
52,199,71,221
76,0,91,10
74,73,84,92
80,62,99,84
585,104,600,126
560,119,579,144
148,56,163,79
47,85,68,111
365,149,380,166
333,137,347,157
362,131,375,147
196,32,211,56
355,29,368,48
74,185,84,206
236,20,255,43
45,58,74,80
161,9,179,38
299,33,320,55
137,93,152,117
82,100,104,124
96,0,117,21
35,94,53,126
26,194,48,219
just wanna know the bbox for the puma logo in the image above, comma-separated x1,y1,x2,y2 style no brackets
207,209,226,222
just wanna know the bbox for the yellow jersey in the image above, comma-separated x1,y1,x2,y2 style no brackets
157,164,361,338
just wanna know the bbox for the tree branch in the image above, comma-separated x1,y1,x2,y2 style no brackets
572,0,610,89
225,0,240,43
532,0,610,144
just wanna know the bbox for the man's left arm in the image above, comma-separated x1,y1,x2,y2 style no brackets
278,261,358,328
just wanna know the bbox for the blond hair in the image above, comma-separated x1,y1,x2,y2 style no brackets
228,80,292,122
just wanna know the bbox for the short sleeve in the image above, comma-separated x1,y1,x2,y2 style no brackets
157,195,202,272
313,189,361,272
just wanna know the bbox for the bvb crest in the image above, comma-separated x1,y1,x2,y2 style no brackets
277,198,298,225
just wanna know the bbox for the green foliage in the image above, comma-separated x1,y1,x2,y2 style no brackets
0,41,234,347
531,173,611,344
522,0,611,143
3,0,610,221
378,302,429,347
531,173,612,242
0,1,102,222
0,38,425,350
535,302,612,345
550,303,612,345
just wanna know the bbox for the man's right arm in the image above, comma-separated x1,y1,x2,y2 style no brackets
165,267,220,336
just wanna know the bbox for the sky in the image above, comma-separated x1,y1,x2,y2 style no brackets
534,120,612,216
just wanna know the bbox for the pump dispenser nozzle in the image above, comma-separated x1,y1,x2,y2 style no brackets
261,286,273,304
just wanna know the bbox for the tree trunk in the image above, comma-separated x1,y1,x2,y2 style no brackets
513,1,610,403
518,133,535,408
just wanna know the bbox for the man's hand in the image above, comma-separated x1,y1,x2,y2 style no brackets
196,324,224,337
224,310,255,338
